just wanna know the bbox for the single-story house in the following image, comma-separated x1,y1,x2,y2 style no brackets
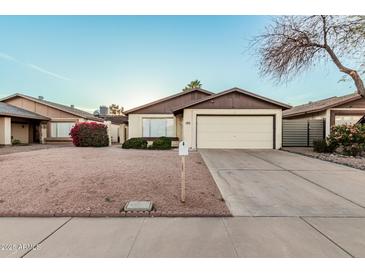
283,92,365,135
0,93,104,144
0,102,50,145
125,87,290,150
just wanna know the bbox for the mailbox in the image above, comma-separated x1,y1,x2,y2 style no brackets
178,141,189,156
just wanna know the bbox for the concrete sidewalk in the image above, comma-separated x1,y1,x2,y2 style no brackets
1,216,365,258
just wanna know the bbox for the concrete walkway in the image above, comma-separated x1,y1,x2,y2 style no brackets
2,216,365,258
200,149,365,217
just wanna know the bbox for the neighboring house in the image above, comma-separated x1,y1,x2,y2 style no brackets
283,92,365,138
125,87,290,149
0,93,103,144
0,102,50,145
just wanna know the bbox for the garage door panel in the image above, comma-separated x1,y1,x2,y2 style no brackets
197,116,274,149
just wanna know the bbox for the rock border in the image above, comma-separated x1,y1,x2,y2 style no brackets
282,148,365,171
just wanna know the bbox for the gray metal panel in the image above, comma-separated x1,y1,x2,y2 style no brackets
308,120,325,146
282,119,324,147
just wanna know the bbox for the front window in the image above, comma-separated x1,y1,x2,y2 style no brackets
142,118,174,137
335,115,363,126
50,122,75,138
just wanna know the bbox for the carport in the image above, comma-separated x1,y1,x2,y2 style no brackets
0,102,49,145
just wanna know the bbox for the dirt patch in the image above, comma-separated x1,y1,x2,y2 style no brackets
282,147,365,170
0,147,230,217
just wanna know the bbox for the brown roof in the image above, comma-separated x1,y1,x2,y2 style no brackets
102,115,128,124
124,88,214,114
283,92,362,118
173,87,291,113
0,102,50,120
0,93,103,122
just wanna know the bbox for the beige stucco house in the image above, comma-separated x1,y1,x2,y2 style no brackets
125,87,290,150
0,93,103,145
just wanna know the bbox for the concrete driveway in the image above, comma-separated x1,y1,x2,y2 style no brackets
200,149,365,217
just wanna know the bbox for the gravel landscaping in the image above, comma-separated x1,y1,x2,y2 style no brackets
0,146,230,217
282,147,365,170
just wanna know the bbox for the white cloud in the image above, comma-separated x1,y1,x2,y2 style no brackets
0,52,18,62
27,63,71,81
0,51,70,81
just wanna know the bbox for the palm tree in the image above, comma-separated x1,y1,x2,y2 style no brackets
183,80,202,91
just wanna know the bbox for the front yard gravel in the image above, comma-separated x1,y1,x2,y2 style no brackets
0,147,230,217
282,147,365,170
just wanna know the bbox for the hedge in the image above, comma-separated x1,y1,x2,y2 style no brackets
122,137,172,150
312,139,336,153
150,136,172,150
122,138,148,149
69,122,109,147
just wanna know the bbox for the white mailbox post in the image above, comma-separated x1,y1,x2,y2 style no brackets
178,141,189,202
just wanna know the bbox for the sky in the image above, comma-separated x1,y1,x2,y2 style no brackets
0,16,358,112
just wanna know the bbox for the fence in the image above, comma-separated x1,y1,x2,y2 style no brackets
282,119,325,147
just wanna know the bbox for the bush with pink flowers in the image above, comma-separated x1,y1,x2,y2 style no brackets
69,122,109,147
327,124,365,156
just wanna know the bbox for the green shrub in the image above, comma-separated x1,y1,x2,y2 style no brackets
11,139,21,145
150,137,172,150
122,138,148,149
313,139,336,153
69,122,109,147
327,124,365,156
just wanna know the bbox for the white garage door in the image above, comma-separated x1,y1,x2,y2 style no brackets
197,115,274,149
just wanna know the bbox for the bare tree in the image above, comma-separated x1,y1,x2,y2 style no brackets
252,16,365,96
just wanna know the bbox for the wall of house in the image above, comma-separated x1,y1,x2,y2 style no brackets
128,114,176,139
11,123,29,144
109,124,120,143
0,117,11,145
129,90,211,114
188,91,282,109
284,111,327,120
176,114,183,140
182,108,283,150
118,124,126,144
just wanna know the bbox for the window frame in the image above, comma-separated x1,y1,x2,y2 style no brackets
50,122,75,138
142,117,175,138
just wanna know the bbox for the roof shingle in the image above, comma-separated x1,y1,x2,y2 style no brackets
102,115,128,124
283,92,362,118
0,102,50,120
